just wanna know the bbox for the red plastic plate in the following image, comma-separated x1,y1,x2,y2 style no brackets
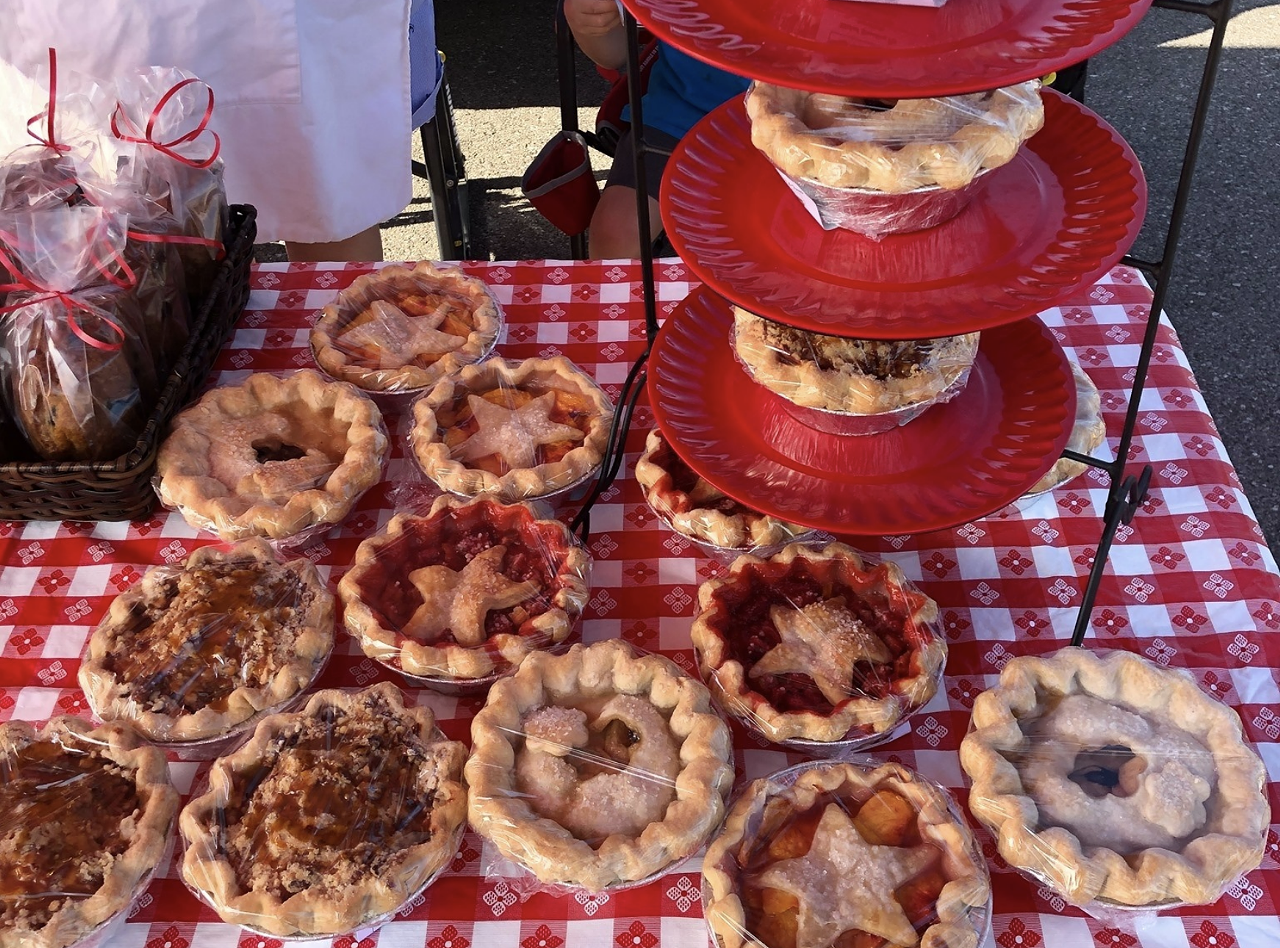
662,91,1146,338
624,0,1151,98
648,288,1076,536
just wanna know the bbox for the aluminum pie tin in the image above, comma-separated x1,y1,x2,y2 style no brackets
758,369,970,437
794,165,996,236
380,631,580,698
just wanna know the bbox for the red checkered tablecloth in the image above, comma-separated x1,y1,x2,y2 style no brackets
1,260,1277,948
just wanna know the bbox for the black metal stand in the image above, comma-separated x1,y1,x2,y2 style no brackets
412,60,472,260
573,0,1235,637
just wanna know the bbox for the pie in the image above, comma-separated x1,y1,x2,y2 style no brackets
339,495,591,681
747,81,1044,193
959,647,1269,907
692,542,945,744
156,369,388,541
79,539,335,744
310,262,502,394
466,639,735,890
1025,362,1106,497
704,760,990,948
0,717,179,948
411,356,614,501
734,308,979,415
635,428,809,550
180,682,468,936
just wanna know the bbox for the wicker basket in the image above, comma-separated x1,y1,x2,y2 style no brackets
0,204,258,522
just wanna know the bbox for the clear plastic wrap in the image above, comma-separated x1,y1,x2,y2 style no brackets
338,494,591,694
178,683,468,938
702,757,992,948
0,202,160,462
465,639,735,893
732,306,979,436
78,537,336,752
110,67,228,306
634,427,813,558
691,541,947,753
1016,361,1107,503
958,646,1270,915
410,355,615,502
0,716,179,948
154,369,390,543
745,80,1044,238
310,262,504,405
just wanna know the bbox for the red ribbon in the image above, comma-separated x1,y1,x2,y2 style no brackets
127,228,226,261
25,48,72,154
0,243,128,352
110,77,221,169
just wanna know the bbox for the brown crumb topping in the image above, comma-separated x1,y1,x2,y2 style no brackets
103,562,313,716
760,322,954,381
217,695,453,901
0,741,141,930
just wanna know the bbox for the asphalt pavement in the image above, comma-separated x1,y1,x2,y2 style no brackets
262,0,1280,546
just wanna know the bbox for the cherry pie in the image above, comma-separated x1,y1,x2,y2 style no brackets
692,542,945,744
339,495,590,681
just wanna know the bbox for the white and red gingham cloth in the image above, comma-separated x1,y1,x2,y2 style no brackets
1,260,1277,948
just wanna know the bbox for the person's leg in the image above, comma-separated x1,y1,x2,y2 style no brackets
285,225,384,263
589,127,677,259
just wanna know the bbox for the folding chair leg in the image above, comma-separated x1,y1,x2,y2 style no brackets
421,65,472,260
570,231,589,260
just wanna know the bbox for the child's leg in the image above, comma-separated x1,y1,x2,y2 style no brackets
589,128,678,259
286,225,385,263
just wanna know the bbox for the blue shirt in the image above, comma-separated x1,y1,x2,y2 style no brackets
625,43,751,141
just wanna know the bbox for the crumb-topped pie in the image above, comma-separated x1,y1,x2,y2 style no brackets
466,639,734,890
692,542,945,744
79,539,335,744
747,81,1044,194
733,308,979,416
704,760,990,948
180,683,467,936
411,356,614,501
1025,363,1106,497
0,717,178,948
635,428,808,550
339,495,590,681
311,262,501,394
156,370,388,541
959,647,1269,907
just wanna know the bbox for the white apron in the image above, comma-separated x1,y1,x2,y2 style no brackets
0,0,414,244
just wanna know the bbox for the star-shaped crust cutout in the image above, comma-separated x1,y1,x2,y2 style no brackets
756,803,935,948
454,392,584,470
404,544,539,645
749,597,892,706
341,299,466,369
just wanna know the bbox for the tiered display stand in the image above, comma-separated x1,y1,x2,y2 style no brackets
571,0,1237,646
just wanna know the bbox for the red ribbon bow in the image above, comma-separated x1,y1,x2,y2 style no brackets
110,77,222,169
25,48,72,154
0,239,133,352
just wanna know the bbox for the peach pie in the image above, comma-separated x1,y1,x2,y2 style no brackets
960,647,1269,907
703,760,990,948
466,640,734,890
339,495,590,681
311,262,501,394
80,539,335,744
156,370,388,541
411,356,613,500
180,683,467,936
0,718,178,948
692,542,945,744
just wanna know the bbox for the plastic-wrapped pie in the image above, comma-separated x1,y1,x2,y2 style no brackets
155,370,388,541
411,356,614,501
0,717,178,948
339,495,590,682
703,759,990,948
79,539,334,745
179,683,467,937
466,640,735,891
635,428,809,551
692,542,945,746
311,262,502,394
959,647,1269,907
1023,362,1106,498
733,307,978,417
